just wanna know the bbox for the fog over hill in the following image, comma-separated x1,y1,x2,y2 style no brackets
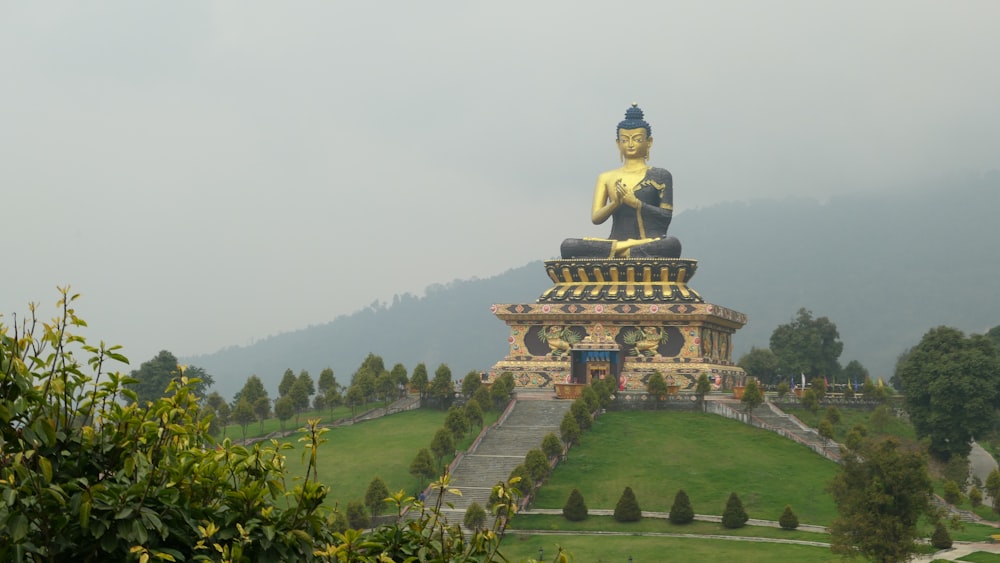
187,172,1000,399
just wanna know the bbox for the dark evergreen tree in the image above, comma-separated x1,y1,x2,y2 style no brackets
253,396,270,432
987,468,1000,515
740,378,764,415
738,346,780,386
943,480,963,505
778,505,799,530
358,353,385,379
237,375,269,410
274,395,294,431
590,377,614,409
829,437,933,562
490,372,515,410
278,368,296,397
895,326,1000,461
721,492,748,529
346,500,370,530
769,308,843,377
472,385,492,413
825,406,842,425
818,419,835,440
464,399,484,430
461,370,482,398
389,363,408,395
560,411,581,449
129,350,181,403
562,488,588,522
570,399,592,430
364,476,390,519
232,397,255,440
429,364,455,409
376,371,395,402
524,448,550,483
408,448,436,488
444,405,469,441
970,486,984,508
410,363,429,398
289,377,311,425
931,522,953,549
330,509,349,534
646,371,668,408
463,502,487,531
668,489,694,524
430,427,455,471
580,385,600,413
695,372,712,411
508,465,533,498
613,486,641,522
541,432,563,460
800,389,819,413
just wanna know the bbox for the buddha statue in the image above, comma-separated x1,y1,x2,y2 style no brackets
561,104,681,259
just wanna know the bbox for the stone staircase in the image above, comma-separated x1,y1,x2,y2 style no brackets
435,395,572,522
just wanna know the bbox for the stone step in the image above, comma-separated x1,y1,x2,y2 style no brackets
435,398,573,517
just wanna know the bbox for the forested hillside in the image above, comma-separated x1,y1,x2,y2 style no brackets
187,172,1000,399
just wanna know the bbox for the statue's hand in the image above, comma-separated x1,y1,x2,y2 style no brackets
621,191,641,209
614,179,641,209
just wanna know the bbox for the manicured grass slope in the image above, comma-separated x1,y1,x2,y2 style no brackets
532,410,840,525
280,409,448,507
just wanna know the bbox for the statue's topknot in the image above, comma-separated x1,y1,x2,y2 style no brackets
617,102,651,136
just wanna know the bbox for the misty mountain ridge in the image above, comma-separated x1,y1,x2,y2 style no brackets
186,173,1000,399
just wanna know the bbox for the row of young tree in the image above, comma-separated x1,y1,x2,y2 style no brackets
184,352,480,440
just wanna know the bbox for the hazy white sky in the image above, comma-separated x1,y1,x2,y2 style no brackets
3,1,998,366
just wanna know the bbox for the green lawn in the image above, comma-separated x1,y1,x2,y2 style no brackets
226,402,989,557
532,410,840,525
959,553,1000,563
278,408,497,508
500,533,840,563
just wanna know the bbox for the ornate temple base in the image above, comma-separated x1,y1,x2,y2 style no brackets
539,258,702,302
486,258,747,392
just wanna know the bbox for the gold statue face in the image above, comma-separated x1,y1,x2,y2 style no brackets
617,127,652,160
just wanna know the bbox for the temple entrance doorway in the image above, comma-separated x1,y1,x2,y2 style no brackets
571,348,620,386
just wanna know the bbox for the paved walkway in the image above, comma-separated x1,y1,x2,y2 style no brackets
912,541,1000,561
971,442,998,499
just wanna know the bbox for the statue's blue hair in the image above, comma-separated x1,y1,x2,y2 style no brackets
617,104,651,137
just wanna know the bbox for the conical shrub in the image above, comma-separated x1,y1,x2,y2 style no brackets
562,488,588,521
721,492,748,529
613,486,641,522
669,489,694,524
931,522,953,549
778,505,798,530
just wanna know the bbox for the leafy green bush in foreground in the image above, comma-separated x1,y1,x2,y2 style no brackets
0,291,519,562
